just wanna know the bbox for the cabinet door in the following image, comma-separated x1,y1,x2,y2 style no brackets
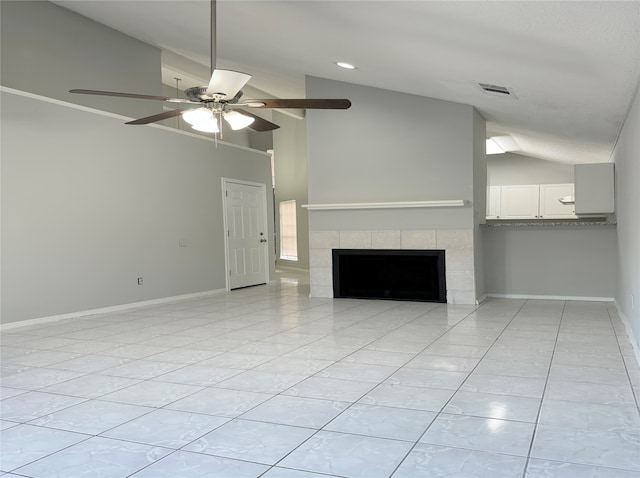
574,163,615,215
500,185,540,219
539,184,576,218
486,186,501,219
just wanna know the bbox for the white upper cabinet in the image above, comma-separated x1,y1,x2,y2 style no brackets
539,184,576,218
574,163,615,216
486,186,501,219
499,185,541,219
487,183,577,220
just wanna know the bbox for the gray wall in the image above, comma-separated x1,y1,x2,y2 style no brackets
1,0,270,152
305,76,477,231
487,154,575,186
473,109,487,298
273,111,310,270
1,90,274,324
613,87,640,348
483,151,617,301
0,0,276,325
483,225,617,298
1,1,161,119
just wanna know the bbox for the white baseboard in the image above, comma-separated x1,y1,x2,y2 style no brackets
276,265,310,273
486,293,615,302
0,289,227,331
476,294,489,305
614,301,640,368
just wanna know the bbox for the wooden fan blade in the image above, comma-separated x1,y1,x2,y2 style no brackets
242,99,351,109
238,110,281,132
126,109,185,125
69,89,196,104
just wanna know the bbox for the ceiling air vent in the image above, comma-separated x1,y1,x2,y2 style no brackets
479,83,514,97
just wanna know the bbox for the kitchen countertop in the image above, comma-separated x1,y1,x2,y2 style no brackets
483,219,616,227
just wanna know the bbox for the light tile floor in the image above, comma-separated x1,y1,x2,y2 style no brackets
1,270,639,477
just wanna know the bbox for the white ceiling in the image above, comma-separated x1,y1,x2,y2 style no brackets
52,0,640,164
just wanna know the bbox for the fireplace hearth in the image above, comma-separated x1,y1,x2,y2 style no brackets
332,249,446,302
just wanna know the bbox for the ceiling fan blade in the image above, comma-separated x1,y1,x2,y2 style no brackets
242,99,352,109
69,89,197,104
205,69,252,100
125,109,185,125
237,110,280,132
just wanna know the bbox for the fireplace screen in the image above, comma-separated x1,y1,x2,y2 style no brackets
332,249,446,302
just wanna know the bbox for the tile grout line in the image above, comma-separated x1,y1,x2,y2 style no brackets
520,299,566,478
606,304,640,412
4,284,638,477
387,298,531,477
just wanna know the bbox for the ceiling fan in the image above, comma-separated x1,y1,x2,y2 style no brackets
69,0,351,133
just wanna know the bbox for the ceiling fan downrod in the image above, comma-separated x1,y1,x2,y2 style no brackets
210,0,216,75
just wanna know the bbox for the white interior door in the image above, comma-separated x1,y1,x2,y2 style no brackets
223,179,269,289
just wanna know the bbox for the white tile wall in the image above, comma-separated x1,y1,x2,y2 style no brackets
310,267,333,288
339,231,372,249
401,230,437,249
309,249,332,268
371,230,402,249
445,249,474,271
436,229,474,250
446,270,475,291
309,231,340,249
309,229,477,304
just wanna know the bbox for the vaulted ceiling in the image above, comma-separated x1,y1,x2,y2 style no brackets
52,0,640,164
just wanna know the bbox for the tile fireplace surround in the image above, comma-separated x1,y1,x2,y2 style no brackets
309,229,476,305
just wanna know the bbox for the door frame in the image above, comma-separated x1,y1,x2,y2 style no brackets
221,178,270,291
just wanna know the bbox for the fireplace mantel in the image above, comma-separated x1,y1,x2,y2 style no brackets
302,200,466,211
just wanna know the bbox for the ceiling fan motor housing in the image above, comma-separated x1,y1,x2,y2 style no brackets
185,86,220,102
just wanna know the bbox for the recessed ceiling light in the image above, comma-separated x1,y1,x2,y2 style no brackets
336,62,356,70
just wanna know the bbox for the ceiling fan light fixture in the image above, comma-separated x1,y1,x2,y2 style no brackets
223,111,255,130
182,107,213,126
191,118,219,133
182,107,219,133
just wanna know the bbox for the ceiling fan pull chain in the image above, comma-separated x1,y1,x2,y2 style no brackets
175,78,182,130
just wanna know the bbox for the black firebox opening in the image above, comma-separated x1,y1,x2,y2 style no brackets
333,249,446,303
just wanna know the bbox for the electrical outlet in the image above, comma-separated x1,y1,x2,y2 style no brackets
137,277,143,285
